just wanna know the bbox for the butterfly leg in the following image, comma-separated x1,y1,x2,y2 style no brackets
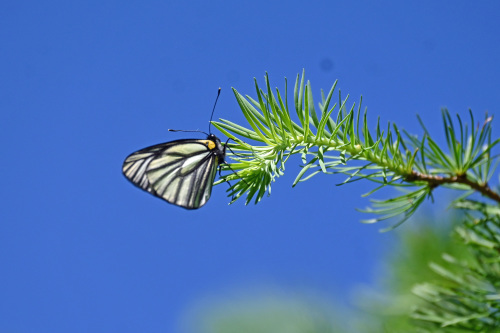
218,163,237,201
224,138,249,158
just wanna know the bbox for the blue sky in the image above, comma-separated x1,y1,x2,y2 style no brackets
1,1,499,332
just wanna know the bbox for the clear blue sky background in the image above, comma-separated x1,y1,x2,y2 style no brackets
1,1,499,332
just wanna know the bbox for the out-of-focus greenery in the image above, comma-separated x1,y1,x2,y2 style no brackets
354,213,471,333
411,201,500,332
186,208,500,332
183,291,347,333
185,214,470,333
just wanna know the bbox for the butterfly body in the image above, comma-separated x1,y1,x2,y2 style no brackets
122,134,226,209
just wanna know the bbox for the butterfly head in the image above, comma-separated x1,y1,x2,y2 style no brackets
207,133,225,163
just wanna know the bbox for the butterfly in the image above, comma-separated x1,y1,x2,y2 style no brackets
122,89,229,209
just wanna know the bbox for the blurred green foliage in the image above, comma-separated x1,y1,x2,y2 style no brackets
355,213,471,333
183,214,466,332
184,291,346,333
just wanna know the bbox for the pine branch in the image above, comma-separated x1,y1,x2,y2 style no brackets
405,172,500,204
214,71,500,226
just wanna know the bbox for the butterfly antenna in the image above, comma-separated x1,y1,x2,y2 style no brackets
168,129,209,136
208,87,221,134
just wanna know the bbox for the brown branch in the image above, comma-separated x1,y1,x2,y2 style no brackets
405,171,500,204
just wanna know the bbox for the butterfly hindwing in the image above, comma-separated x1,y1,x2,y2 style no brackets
122,142,175,194
122,137,223,209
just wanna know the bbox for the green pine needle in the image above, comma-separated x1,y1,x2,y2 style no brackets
213,71,500,228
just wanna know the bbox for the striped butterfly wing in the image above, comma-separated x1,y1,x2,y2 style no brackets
122,139,219,209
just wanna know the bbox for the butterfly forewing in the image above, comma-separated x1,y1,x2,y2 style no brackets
122,138,222,209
